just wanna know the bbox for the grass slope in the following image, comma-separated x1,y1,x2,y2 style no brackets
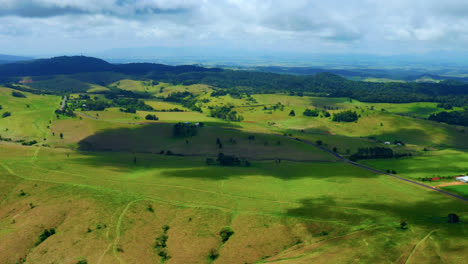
0,87,61,141
0,143,467,263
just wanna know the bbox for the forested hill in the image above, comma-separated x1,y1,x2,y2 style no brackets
0,56,221,77
1,56,468,106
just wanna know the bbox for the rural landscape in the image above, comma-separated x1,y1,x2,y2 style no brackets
0,55,467,264
2,1,468,264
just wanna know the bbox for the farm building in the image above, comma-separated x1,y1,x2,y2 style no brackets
455,176,468,183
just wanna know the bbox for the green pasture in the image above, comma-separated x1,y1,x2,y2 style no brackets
1,143,468,263
0,87,61,141
361,149,468,186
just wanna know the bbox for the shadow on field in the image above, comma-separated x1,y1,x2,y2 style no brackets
287,196,468,236
368,128,430,144
70,149,374,181
76,123,337,162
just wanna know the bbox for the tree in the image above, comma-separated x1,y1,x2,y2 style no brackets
11,91,26,98
2,111,11,118
448,213,460,223
145,114,159,120
289,110,296,116
219,227,235,242
400,220,408,230
303,109,320,117
60,133,63,139
332,110,359,122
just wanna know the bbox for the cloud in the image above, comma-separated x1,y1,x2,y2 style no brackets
2,0,468,56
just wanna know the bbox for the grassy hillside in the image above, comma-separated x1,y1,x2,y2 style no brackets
1,72,468,263
0,87,61,141
1,144,468,263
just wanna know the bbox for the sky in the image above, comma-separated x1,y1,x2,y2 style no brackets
1,0,468,61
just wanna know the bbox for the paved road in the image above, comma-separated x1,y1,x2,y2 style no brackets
59,96,67,110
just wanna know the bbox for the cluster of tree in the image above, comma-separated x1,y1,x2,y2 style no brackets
303,109,320,117
11,91,26,98
180,97,202,112
264,102,284,111
103,88,152,99
145,114,159,120
418,176,456,182
2,111,11,118
81,100,109,111
112,98,154,113
163,91,202,112
349,147,394,161
437,103,453,110
55,107,75,117
163,91,192,102
332,110,359,122
157,108,184,112
173,122,198,137
206,153,250,167
210,88,245,99
209,105,243,121
429,110,468,126
21,140,38,146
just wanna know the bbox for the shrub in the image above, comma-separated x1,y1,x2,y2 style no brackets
219,227,234,243
208,249,219,261
22,140,38,146
145,114,159,120
2,111,11,118
173,122,198,137
400,221,408,230
155,234,168,249
448,213,460,223
303,109,320,117
36,228,56,246
12,91,26,98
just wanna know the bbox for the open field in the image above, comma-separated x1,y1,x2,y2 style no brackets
361,149,468,189
1,77,468,263
0,87,61,141
1,143,468,263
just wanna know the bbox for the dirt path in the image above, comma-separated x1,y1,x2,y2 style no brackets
404,229,438,264
433,182,466,188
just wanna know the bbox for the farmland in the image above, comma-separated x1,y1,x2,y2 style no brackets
1,60,468,263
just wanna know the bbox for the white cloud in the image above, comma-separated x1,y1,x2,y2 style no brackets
2,0,468,55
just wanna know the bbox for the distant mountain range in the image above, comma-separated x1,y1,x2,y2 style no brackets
0,56,221,77
1,55,467,84
1,55,467,106
0,54,34,64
